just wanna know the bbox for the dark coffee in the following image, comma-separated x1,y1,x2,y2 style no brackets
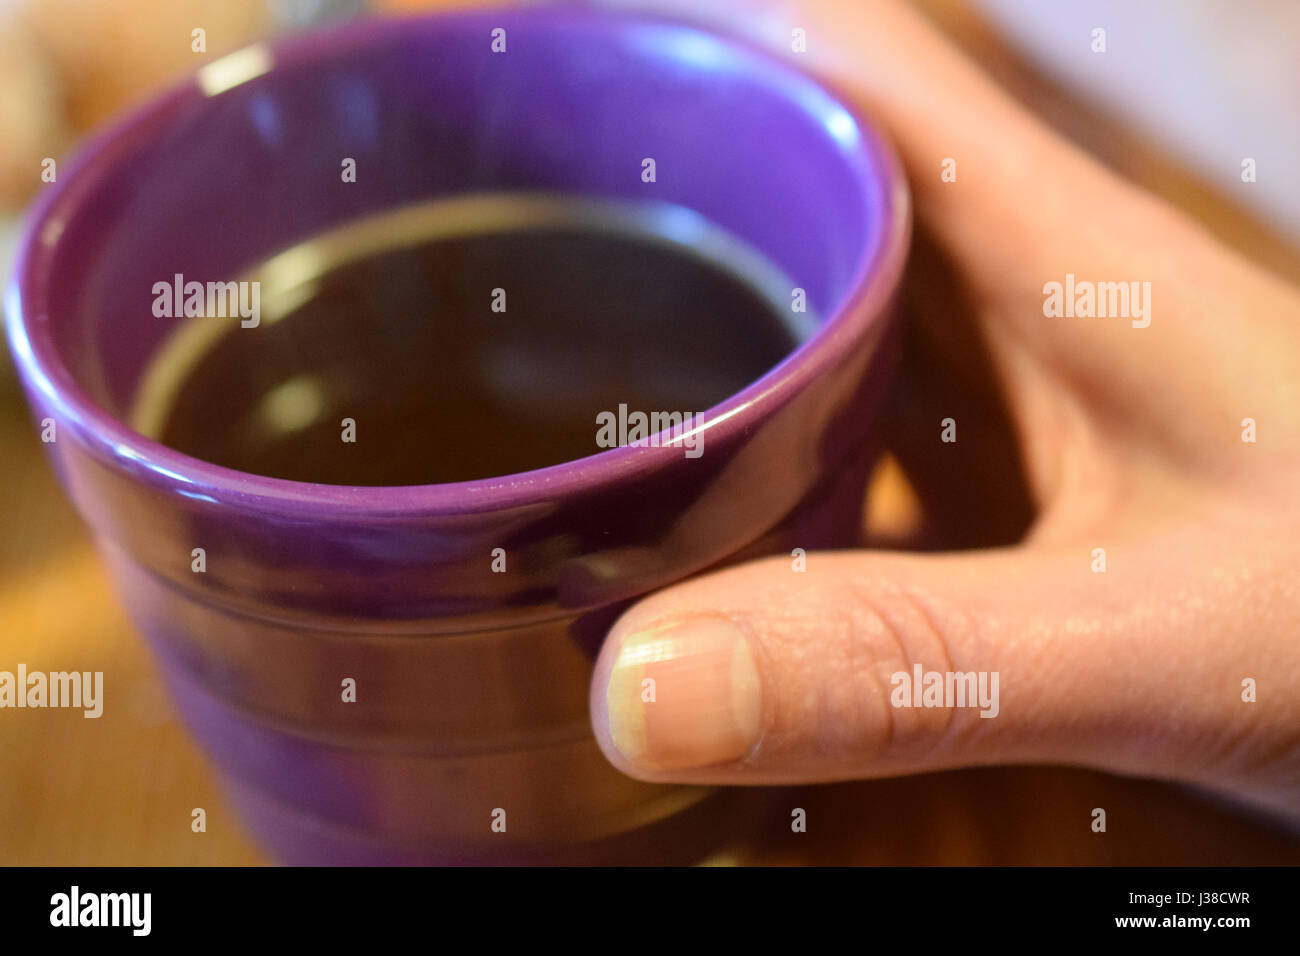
133,196,808,486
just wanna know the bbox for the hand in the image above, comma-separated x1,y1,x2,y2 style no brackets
588,0,1300,826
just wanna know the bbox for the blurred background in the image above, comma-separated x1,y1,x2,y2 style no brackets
1,0,1297,864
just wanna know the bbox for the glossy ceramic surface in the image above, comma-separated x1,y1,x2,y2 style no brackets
5,6,910,863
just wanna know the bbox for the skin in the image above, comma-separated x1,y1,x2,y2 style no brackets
586,0,1300,827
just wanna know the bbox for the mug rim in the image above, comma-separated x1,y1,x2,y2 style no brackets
5,5,910,519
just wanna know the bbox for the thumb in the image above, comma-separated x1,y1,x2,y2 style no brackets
588,545,1259,791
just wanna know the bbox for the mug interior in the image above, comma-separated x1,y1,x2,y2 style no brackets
23,9,886,443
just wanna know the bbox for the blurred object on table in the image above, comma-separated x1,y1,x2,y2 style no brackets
971,0,1300,247
0,0,376,214
922,0,1300,283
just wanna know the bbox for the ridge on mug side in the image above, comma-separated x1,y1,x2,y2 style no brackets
5,7,910,864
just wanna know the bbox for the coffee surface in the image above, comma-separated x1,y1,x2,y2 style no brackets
137,200,804,486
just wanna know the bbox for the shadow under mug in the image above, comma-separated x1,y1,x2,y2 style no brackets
5,7,910,864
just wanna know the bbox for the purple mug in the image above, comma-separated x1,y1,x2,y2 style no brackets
5,6,909,864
